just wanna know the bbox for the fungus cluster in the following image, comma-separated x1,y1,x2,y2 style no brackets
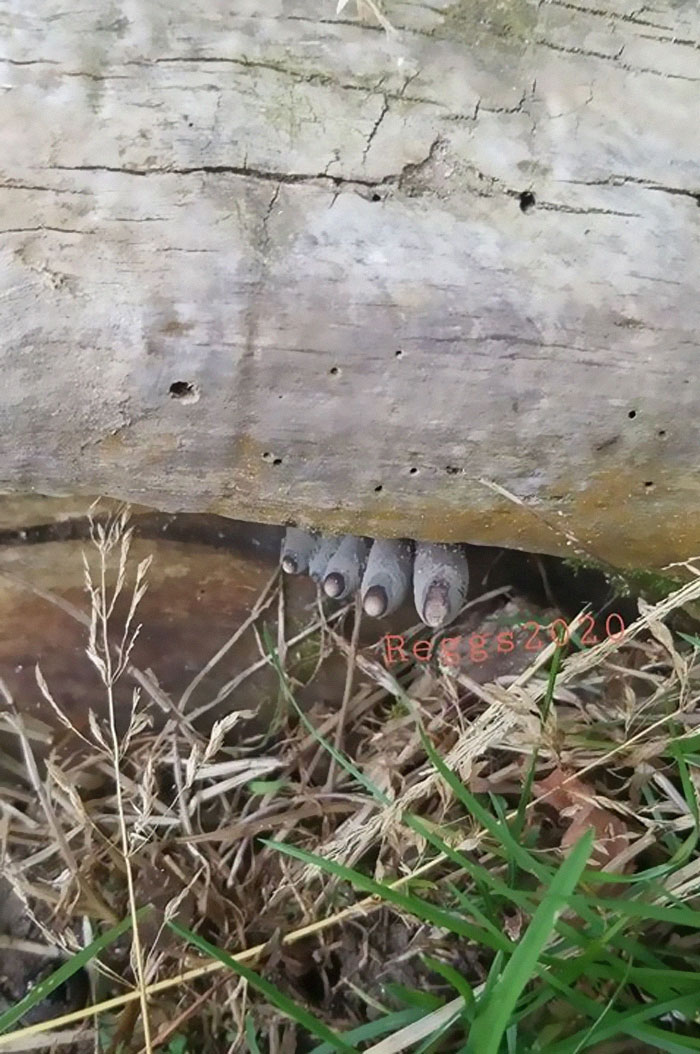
281,529,469,628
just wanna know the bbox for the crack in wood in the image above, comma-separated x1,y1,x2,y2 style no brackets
49,140,443,197
362,95,390,164
560,175,700,204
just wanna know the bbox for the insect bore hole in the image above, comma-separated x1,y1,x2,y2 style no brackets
169,380,200,404
519,191,536,213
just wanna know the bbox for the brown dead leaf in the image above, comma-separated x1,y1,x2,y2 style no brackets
503,909,524,942
469,760,522,796
535,767,631,870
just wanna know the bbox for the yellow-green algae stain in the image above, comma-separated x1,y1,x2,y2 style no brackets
431,0,538,50
207,459,700,576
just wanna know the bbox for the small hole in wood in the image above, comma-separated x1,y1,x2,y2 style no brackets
169,380,200,404
628,409,637,419
371,193,382,202
409,466,419,475
644,480,655,491
519,191,536,213
395,349,404,359
657,429,666,438
374,484,383,493
445,465,460,475
329,366,340,376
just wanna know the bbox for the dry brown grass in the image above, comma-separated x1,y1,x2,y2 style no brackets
1,506,700,1051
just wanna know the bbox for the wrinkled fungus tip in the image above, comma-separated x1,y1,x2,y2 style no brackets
281,556,298,574
323,572,345,598
363,585,388,618
422,581,450,627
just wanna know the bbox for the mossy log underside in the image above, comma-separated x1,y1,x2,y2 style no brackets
2,0,700,569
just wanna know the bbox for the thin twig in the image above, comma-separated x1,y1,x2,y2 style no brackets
177,568,279,714
0,682,116,924
186,602,353,723
325,595,363,791
0,848,444,1045
87,513,154,1053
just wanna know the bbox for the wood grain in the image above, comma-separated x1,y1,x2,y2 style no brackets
2,0,699,567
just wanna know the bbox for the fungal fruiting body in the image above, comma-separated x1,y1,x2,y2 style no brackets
281,527,318,575
322,535,370,599
281,529,470,628
413,542,470,628
360,538,413,617
308,535,341,583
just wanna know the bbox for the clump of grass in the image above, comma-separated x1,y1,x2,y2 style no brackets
2,507,700,1053
168,609,700,1052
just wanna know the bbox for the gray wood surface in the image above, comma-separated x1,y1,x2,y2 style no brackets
2,0,699,568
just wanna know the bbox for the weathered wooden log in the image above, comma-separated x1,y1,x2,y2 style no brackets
2,0,699,569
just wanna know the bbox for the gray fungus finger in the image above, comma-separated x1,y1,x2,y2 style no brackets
308,535,341,584
284,528,469,630
322,535,370,600
413,542,469,628
361,538,413,617
281,527,318,575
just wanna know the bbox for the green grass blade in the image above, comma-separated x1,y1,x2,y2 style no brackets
167,921,357,1054
444,881,516,951
670,737,700,828
383,983,443,1011
678,632,700,649
567,958,631,1054
539,968,700,1054
480,950,505,1007
413,1011,463,1054
262,838,512,954
404,768,644,987
0,906,150,1036
422,955,475,1016
465,829,594,1054
407,815,631,983
579,827,698,884
417,723,553,884
248,778,288,796
245,1013,263,1054
626,1024,700,1053
264,628,389,805
308,1009,425,1054
583,964,700,998
513,641,563,841
543,990,700,1054
418,724,645,978
571,894,700,929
